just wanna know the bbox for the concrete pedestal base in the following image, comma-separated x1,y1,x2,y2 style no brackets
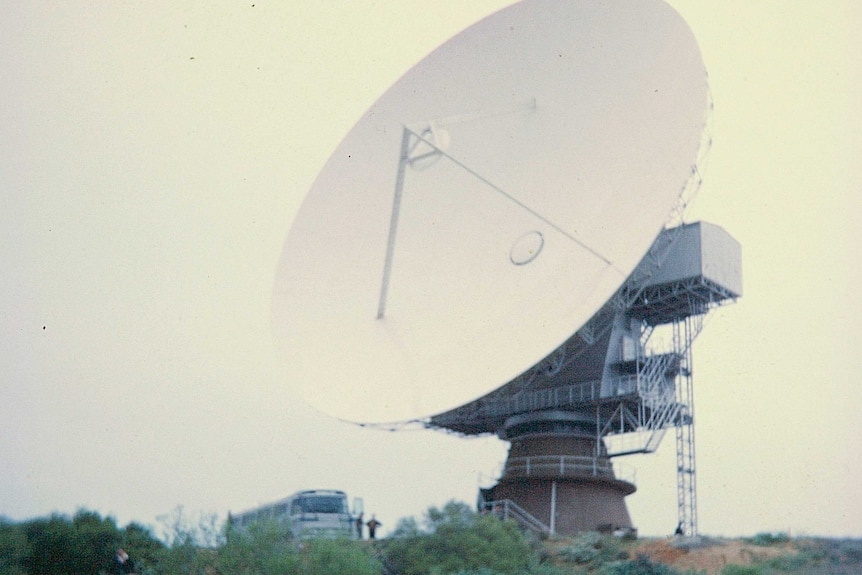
482,433,636,535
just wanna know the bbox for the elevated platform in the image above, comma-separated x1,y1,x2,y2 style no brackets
427,221,741,436
627,222,742,325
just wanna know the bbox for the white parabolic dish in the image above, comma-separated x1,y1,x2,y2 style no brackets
273,0,709,424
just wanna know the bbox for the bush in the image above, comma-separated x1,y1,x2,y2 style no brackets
719,566,762,575
0,519,30,575
526,564,571,575
448,569,509,575
301,538,381,575
747,532,790,547
21,510,121,575
216,519,299,575
559,532,628,566
841,539,862,562
120,522,165,575
763,551,812,571
599,554,686,575
817,538,862,566
153,506,226,575
0,509,165,575
382,501,534,575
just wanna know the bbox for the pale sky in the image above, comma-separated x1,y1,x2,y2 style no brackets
2,1,861,539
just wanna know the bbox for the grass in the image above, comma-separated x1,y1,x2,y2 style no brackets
535,533,862,575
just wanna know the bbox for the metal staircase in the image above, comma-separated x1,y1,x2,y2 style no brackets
602,350,681,456
480,499,550,535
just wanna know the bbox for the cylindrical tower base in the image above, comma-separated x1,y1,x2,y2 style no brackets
485,476,634,535
483,413,636,536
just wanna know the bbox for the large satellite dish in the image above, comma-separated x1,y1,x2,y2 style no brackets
273,0,709,424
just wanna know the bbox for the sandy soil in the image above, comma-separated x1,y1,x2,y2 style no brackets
634,538,794,575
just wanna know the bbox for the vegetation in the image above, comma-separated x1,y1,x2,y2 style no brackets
557,531,628,566
716,537,862,575
601,555,692,575
1,503,860,575
381,500,535,575
0,508,378,575
0,510,164,575
745,532,791,547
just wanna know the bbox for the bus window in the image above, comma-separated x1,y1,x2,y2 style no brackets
299,495,347,514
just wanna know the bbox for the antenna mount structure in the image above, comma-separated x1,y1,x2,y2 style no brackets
430,222,741,535
272,0,741,536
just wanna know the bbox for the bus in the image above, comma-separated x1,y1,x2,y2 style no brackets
229,489,362,539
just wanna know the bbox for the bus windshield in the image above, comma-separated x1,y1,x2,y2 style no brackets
296,495,347,515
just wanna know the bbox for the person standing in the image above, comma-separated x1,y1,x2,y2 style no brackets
114,548,133,575
366,515,381,540
355,512,364,539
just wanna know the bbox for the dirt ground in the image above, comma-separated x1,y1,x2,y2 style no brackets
634,537,793,575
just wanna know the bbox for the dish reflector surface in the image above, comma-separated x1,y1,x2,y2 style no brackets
273,0,709,423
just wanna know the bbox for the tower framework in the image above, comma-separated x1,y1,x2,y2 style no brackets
675,316,698,536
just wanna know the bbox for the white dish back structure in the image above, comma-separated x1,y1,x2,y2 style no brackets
272,0,709,424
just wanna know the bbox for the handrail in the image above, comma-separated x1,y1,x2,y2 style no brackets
503,455,636,484
480,499,550,535
464,351,681,421
481,379,602,417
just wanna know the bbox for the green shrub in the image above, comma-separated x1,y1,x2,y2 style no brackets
559,532,628,566
836,539,862,563
155,542,216,575
120,522,165,575
560,532,602,564
719,565,763,575
794,537,862,570
20,510,121,575
382,501,534,575
763,551,811,571
527,564,572,575
599,554,686,575
747,532,790,547
0,519,30,575
449,569,508,575
216,519,299,575
0,509,164,575
301,538,381,575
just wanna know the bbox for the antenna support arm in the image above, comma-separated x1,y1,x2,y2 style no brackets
377,128,412,319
